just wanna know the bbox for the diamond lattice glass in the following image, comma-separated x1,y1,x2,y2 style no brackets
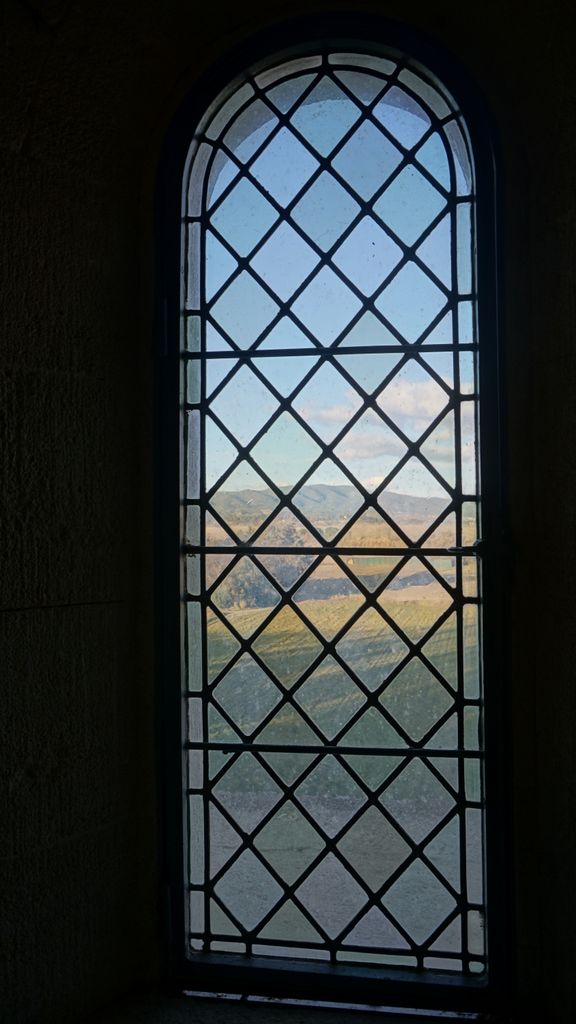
181,47,484,979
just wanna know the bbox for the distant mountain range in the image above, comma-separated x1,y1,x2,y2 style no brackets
211,483,453,524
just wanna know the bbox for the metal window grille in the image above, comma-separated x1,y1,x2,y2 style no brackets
180,48,485,980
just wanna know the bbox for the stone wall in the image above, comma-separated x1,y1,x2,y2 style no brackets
1,1,575,1021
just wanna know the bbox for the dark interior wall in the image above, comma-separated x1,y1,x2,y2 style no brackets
1,1,574,1022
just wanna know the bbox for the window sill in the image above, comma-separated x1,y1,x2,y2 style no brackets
87,990,500,1024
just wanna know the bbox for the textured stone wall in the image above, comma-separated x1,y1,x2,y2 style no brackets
1,1,575,1022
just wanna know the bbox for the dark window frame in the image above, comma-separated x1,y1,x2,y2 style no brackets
155,13,511,1016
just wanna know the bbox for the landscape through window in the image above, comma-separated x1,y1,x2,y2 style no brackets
181,49,485,978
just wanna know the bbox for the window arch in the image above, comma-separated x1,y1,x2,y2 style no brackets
160,25,503,1011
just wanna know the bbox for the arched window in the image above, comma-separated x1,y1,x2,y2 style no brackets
160,25,503,1011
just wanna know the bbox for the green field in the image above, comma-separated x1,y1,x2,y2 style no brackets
199,502,481,806
203,584,481,800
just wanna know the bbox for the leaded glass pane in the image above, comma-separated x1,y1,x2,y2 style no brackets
181,48,485,979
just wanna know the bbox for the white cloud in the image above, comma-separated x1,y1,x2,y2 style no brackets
300,400,358,426
337,431,405,461
378,377,448,421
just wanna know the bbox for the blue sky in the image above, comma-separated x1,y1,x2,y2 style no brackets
192,80,476,498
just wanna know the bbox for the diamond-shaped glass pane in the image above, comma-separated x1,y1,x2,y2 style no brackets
384,860,455,945
377,559,452,642
250,221,319,301
290,78,361,157
336,607,408,690
209,364,278,447
250,412,321,490
291,466,364,541
296,853,367,938
378,460,451,541
211,271,279,348
375,166,446,246
254,803,325,885
210,462,279,542
377,360,449,442
376,263,446,343
295,759,366,838
291,171,361,252
252,605,322,688
373,87,431,149
332,121,402,200
332,217,402,296
213,653,281,735
211,558,280,638
291,362,363,444
251,127,319,205
338,807,410,890
214,849,284,931
211,178,278,257
334,409,407,490
382,759,455,843
213,753,282,835
295,656,365,739
293,558,362,639
381,659,454,742
292,267,362,345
